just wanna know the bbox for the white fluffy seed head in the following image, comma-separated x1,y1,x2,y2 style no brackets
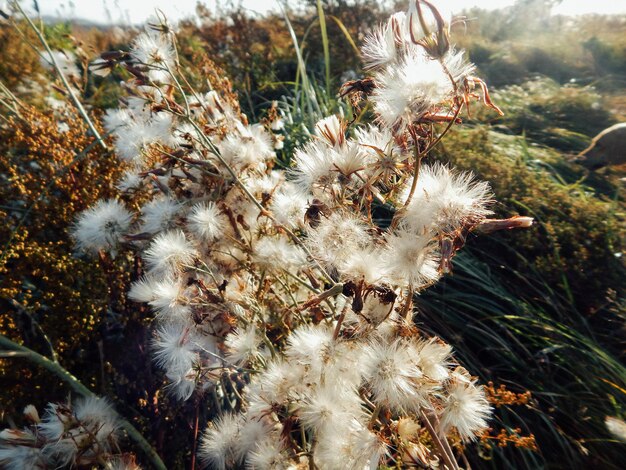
439,369,491,441
73,199,132,256
116,170,144,192
160,330,221,401
0,441,45,470
338,247,385,285
290,140,337,192
401,163,493,234
73,396,120,444
113,113,173,163
354,124,395,154
315,115,345,148
199,414,243,470
225,324,264,364
246,436,288,469
128,276,159,304
235,417,274,462
253,236,307,273
143,230,197,276
148,277,190,319
187,202,224,241
246,359,305,415
383,231,440,289
166,370,198,401
314,420,385,470
305,211,371,270
131,31,175,83
140,197,181,234
103,108,132,133
361,18,398,71
371,48,453,131
442,48,476,87
152,323,198,376
270,184,308,229
362,339,433,412
37,404,69,441
219,124,274,169
37,397,119,467
416,338,452,382
333,141,372,177
285,323,335,369
295,384,363,435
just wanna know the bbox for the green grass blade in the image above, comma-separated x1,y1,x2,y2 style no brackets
316,0,331,97
328,14,361,55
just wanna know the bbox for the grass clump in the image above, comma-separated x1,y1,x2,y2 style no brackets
419,125,626,468
439,126,624,313
491,78,616,151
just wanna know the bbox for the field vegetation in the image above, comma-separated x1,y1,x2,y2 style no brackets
0,0,624,468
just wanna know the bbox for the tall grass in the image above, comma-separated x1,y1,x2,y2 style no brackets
419,245,626,469
276,3,350,157
315,0,331,97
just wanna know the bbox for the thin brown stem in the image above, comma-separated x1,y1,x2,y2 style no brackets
332,310,347,341
420,409,460,470
429,410,464,469
401,287,414,322
190,402,200,470
422,102,464,155
368,403,383,430
402,148,424,211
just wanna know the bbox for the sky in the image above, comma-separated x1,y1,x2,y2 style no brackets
31,0,626,25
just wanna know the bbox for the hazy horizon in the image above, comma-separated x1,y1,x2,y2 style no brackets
30,0,626,26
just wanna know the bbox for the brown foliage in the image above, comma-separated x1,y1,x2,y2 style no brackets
0,105,125,407
478,427,539,452
485,382,532,407
181,1,386,110
0,24,44,89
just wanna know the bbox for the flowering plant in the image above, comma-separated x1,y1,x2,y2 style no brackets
1,1,532,468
